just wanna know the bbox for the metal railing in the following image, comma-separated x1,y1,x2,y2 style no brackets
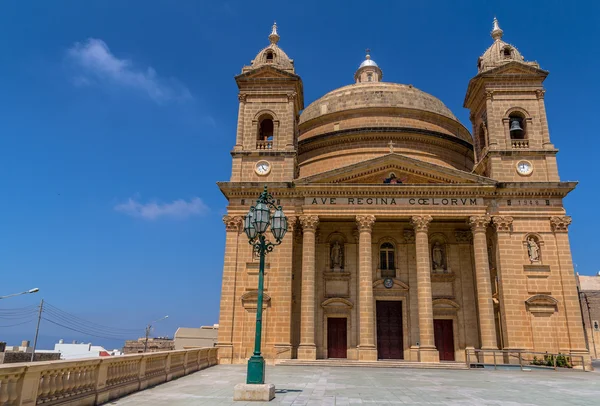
466,348,587,372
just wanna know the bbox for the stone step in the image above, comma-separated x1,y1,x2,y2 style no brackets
275,359,468,370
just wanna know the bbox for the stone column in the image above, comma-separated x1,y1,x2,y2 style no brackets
297,215,319,360
469,216,498,360
410,215,439,362
550,216,591,368
216,215,243,363
356,215,377,360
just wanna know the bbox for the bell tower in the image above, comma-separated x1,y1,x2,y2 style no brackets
230,23,304,183
464,18,559,182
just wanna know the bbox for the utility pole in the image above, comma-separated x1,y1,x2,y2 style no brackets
31,299,43,362
144,324,151,352
143,316,168,352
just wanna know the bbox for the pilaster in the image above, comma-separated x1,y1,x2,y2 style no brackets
216,215,243,363
297,215,319,360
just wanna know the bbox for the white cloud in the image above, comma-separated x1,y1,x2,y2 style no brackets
114,197,208,220
67,38,191,103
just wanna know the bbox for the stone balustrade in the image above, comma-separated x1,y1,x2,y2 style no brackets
0,347,218,406
511,139,529,148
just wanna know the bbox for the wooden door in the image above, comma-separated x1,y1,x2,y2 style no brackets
327,318,347,358
434,319,455,361
376,301,404,359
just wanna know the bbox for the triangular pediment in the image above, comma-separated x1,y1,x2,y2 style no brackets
236,65,299,81
481,61,548,78
297,153,496,185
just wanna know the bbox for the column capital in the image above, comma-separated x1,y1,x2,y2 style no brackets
355,215,376,232
287,215,298,232
550,216,572,233
223,215,243,232
469,215,491,232
410,215,433,233
491,216,514,232
238,93,247,102
299,215,319,232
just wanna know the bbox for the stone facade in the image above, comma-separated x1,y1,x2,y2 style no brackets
216,21,590,367
578,274,600,359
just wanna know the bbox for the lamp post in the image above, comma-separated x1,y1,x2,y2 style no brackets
144,315,169,352
0,288,39,300
243,186,287,385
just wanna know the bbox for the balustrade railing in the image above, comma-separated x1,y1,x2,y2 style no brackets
511,139,529,149
256,140,273,150
0,347,217,406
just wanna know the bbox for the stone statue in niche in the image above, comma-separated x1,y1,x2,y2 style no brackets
432,242,445,271
527,238,540,262
330,241,344,271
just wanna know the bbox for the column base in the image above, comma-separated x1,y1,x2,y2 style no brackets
409,345,420,362
297,345,316,360
418,347,439,363
357,346,378,361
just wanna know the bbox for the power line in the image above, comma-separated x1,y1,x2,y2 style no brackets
42,318,136,342
43,302,144,334
42,306,138,338
0,318,36,328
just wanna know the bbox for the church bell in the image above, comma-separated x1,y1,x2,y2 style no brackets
509,118,523,133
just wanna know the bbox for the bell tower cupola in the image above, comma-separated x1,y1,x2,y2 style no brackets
230,22,304,183
354,50,382,83
464,18,558,182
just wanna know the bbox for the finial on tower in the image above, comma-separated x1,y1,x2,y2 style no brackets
365,48,371,60
491,17,503,41
269,21,280,44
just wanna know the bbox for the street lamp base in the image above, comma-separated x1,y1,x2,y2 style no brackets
246,355,266,384
234,383,275,402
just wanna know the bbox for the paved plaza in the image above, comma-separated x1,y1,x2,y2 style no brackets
113,364,600,405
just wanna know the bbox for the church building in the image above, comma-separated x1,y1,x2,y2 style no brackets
216,19,590,366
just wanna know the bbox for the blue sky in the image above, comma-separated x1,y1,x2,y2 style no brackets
0,0,598,350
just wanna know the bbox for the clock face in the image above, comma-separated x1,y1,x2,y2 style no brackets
255,161,271,176
516,161,533,176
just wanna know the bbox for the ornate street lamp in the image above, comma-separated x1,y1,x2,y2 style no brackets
243,186,287,385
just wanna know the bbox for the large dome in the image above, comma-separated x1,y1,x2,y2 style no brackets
300,82,459,125
297,75,473,179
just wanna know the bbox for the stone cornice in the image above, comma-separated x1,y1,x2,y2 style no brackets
299,127,473,153
216,181,575,202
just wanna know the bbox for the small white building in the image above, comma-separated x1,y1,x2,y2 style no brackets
54,340,123,360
